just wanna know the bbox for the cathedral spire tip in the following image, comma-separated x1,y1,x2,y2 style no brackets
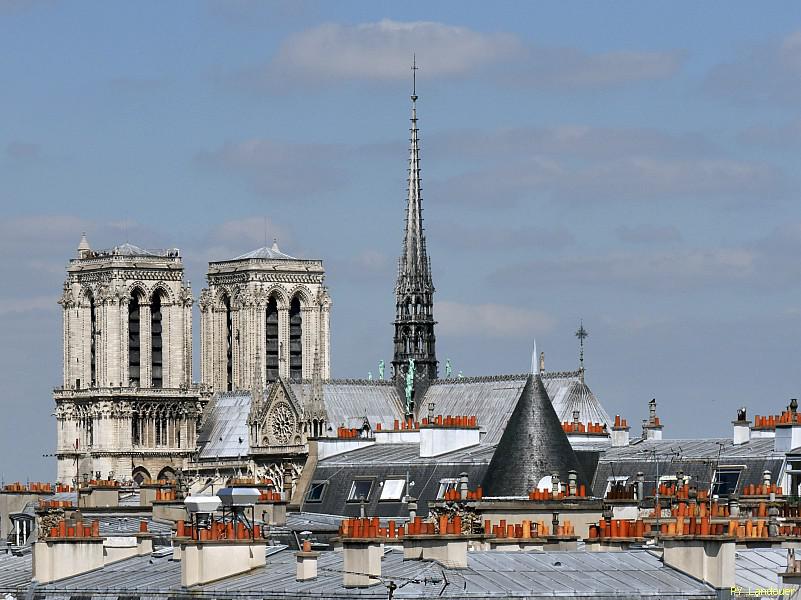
393,61,437,382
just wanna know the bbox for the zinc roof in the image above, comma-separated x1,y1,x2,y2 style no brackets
423,376,529,445
196,391,251,460
735,548,797,596
291,381,405,430
32,547,715,599
544,373,612,427
0,551,31,592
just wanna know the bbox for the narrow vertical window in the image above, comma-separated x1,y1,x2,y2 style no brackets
289,297,302,380
151,293,163,388
265,296,279,381
89,294,97,386
128,295,140,386
132,413,140,446
223,294,233,391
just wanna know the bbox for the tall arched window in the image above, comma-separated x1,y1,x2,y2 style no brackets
289,296,303,380
223,294,233,391
265,296,279,382
128,294,141,386
131,412,140,446
151,292,163,388
88,293,97,387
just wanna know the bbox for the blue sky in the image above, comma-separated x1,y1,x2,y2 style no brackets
2,1,801,480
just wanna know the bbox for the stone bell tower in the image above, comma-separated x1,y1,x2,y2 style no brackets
54,235,205,484
198,241,331,393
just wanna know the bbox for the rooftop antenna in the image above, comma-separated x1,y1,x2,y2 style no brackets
575,320,588,383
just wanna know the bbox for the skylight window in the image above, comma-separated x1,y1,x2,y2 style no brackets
305,481,327,503
712,468,741,497
379,478,405,501
347,479,373,502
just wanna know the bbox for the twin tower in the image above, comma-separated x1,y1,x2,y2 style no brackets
54,238,331,483
54,86,438,483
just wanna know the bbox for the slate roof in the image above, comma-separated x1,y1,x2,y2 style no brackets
311,443,492,517
30,547,715,599
543,370,612,427
196,391,251,460
483,376,591,494
592,438,785,498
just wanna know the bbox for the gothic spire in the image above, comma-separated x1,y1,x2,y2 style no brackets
393,58,437,384
398,55,431,290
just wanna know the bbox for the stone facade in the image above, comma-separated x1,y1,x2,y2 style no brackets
199,241,331,393
55,237,206,484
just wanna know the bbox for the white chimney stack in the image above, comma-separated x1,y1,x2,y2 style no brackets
733,407,750,445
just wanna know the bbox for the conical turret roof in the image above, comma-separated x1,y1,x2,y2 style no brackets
482,375,588,495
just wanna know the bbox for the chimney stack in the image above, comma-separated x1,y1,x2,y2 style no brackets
459,473,469,501
295,539,319,581
642,399,663,440
775,400,801,453
663,538,735,591
611,415,630,447
733,407,750,445
342,538,382,587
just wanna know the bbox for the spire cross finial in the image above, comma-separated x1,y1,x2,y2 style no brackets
575,320,588,379
411,54,419,100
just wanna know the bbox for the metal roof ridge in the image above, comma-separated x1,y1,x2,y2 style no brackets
429,373,530,385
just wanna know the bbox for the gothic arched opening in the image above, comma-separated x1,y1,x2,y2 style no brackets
222,293,233,391
157,466,176,481
151,292,164,388
88,292,97,387
289,296,302,380
265,296,279,382
132,466,150,485
128,293,142,386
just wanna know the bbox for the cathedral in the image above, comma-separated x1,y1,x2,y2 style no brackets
53,86,611,500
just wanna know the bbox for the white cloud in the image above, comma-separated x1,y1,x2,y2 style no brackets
244,19,681,92
436,300,555,339
269,19,522,82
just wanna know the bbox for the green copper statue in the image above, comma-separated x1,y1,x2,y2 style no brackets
368,371,373,381
378,360,385,380
404,358,415,414
445,358,452,378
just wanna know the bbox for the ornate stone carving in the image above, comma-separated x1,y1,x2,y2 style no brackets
267,402,296,445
